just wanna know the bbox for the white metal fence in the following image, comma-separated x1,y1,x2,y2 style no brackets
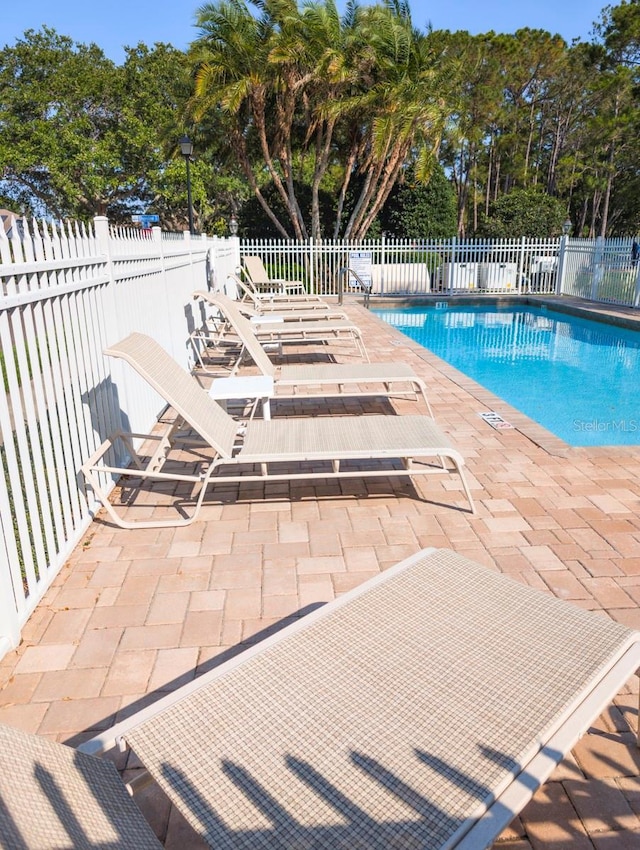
1,225,638,660
0,217,239,658
241,236,640,305
562,237,640,307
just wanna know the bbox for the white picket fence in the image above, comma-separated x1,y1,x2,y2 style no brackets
1,223,639,660
0,216,239,658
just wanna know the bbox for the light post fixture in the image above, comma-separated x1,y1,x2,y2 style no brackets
229,215,238,236
179,135,195,235
562,217,572,236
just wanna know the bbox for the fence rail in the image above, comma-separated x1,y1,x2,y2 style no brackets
241,236,565,297
0,225,638,659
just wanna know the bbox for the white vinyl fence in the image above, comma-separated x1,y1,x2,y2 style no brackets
561,237,640,307
241,236,563,297
0,216,239,658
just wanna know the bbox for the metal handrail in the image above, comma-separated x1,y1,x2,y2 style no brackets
336,267,372,307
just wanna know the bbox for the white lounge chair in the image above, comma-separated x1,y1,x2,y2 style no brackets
194,291,434,415
226,274,348,321
0,723,162,849
230,272,332,311
80,547,640,850
193,291,370,360
82,333,474,528
242,255,306,294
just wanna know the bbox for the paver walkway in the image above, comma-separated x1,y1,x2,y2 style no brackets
1,296,640,848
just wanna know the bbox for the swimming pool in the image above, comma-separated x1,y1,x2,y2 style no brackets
374,303,640,447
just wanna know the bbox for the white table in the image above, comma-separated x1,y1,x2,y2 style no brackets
208,375,274,419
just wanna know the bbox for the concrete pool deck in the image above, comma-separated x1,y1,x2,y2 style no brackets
1,296,640,848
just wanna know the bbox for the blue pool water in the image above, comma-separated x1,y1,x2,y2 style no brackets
374,304,640,447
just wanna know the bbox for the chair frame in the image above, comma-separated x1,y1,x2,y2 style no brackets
193,291,434,415
193,288,369,361
242,255,307,295
82,333,474,529
229,273,331,311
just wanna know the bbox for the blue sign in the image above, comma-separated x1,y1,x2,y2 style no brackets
131,214,160,225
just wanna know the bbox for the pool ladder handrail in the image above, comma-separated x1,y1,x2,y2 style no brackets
336,267,372,308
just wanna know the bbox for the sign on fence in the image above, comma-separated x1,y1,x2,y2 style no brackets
348,251,373,290
131,214,160,226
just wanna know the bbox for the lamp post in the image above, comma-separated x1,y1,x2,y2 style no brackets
179,135,195,235
229,215,238,236
562,217,572,236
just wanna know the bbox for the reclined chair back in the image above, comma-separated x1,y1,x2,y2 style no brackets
197,292,277,379
0,723,161,849
104,333,239,458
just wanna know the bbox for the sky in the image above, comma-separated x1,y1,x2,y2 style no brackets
2,0,609,64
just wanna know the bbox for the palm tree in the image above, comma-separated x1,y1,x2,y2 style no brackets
333,2,457,238
190,0,458,240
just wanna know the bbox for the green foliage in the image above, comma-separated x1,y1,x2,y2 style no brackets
0,29,193,222
238,181,336,238
478,188,568,237
2,5,640,238
596,0,640,67
191,0,458,239
380,164,457,238
608,165,640,234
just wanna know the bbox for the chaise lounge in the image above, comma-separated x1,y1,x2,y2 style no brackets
74,547,640,850
194,291,435,415
0,722,162,849
229,271,339,313
82,333,474,529
242,254,307,295
193,288,369,360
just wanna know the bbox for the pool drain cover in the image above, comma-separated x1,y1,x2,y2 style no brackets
479,411,514,430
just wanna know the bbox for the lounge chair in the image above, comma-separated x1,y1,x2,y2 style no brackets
80,547,640,850
237,300,350,324
82,333,474,528
0,722,162,849
242,254,306,295
193,292,370,361
226,274,348,321
229,272,333,311
194,291,434,415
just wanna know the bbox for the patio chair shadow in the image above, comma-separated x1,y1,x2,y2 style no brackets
162,461,457,513
268,396,398,418
85,437,465,527
80,377,133,499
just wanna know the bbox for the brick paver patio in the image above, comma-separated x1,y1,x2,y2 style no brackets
1,297,640,848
